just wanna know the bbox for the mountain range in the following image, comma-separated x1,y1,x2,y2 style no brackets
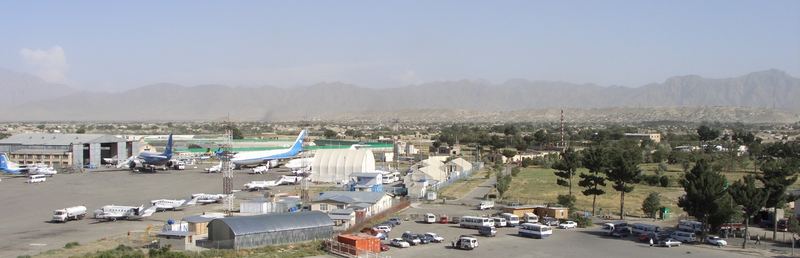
0,69,798,122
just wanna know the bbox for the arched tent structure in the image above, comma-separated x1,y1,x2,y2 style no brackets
311,149,375,183
205,211,333,249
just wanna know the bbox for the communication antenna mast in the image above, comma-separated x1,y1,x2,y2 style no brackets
300,127,311,202
221,127,235,216
560,109,565,147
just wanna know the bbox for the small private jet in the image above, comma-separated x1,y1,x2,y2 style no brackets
150,199,195,211
93,205,157,221
190,193,228,204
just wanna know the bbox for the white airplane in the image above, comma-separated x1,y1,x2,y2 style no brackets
27,164,57,176
190,193,228,204
230,130,307,168
93,205,157,221
150,199,193,211
243,175,306,191
205,162,234,173
250,165,268,174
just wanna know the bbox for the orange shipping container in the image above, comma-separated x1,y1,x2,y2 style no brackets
337,234,381,255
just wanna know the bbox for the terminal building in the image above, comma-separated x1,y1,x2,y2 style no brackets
0,133,140,168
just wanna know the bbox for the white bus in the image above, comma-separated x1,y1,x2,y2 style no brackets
460,216,494,229
500,213,520,227
519,223,552,239
631,223,662,235
677,220,703,233
491,217,507,227
523,212,539,223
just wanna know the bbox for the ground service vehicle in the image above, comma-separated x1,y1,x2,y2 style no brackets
52,206,87,222
519,223,553,239
27,174,46,183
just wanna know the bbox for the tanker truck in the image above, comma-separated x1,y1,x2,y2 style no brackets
52,206,87,222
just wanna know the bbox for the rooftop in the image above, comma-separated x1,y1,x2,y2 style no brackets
313,191,387,205
0,133,127,146
212,211,333,236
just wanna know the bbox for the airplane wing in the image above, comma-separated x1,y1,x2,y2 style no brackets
186,197,199,206
141,206,158,217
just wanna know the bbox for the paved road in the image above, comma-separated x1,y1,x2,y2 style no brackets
0,166,299,257
455,169,499,206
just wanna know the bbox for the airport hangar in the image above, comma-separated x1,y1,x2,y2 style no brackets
0,133,142,168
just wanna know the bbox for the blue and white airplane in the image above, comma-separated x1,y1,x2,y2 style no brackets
128,134,174,171
230,130,308,168
0,153,23,174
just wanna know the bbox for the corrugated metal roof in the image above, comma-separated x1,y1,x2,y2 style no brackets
0,133,126,146
213,211,333,236
313,191,386,205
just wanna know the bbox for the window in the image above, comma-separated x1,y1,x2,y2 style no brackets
320,203,328,211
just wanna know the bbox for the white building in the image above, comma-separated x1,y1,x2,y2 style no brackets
311,191,393,219
311,149,376,183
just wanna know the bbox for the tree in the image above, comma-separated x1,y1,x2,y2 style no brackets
757,159,799,240
557,194,576,211
642,192,661,218
606,148,641,219
501,149,518,160
678,159,727,238
533,129,548,147
495,173,512,198
552,147,581,196
322,128,337,139
224,124,244,139
729,175,767,249
579,147,608,216
76,127,86,134
696,125,720,143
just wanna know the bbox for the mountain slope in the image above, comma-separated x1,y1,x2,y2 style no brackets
1,69,798,121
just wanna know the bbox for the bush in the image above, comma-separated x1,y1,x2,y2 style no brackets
511,167,521,177
571,214,593,228
659,175,670,187
640,174,661,186
64,241,80,249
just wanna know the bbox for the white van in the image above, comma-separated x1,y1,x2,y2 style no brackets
677,220,703,233
500,213,520,227
491,217,508,227
425,213,437,223
631,223,662,235
27,174,46,183
670,231,697,243
523,212,539,223
478,201,495,210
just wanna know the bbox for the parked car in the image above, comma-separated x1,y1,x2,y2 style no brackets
659,238,682,247
610,226,632,238
390,238,410,248
389,217,403,226
424,232,445,243
638,233,654,242
705,236,727,246
478,226,497,237
402,231,422,245
417,234,433,244
452,235,479,250
542,217,560,226
558,221,578,229
374,225,392,232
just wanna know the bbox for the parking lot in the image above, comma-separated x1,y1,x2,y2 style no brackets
372,202,765,258
0,166,303,257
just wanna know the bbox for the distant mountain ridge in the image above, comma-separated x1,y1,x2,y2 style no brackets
0,69,797,122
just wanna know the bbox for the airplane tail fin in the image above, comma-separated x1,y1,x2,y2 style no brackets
288,130,307,155
163,134,174,158
142,205,158,217
186,197,198,206
0,153,7,170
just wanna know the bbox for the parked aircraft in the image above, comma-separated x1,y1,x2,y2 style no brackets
190,193,228,204
28,164,57,176
230,130,307,168
0,154,23,174
150,199,192,211
93,205,157,221
128,134,174,171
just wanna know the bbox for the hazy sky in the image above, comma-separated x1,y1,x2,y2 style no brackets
1,0,798,91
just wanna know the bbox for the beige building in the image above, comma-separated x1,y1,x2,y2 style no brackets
623,133,661,143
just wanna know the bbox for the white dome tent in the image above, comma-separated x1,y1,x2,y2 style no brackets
310,149,375,183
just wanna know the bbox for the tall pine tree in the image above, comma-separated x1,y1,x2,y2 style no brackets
579,147,608,216
678,159,728,237
552,147,581,196
729,175,767,249
606,148,641,219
